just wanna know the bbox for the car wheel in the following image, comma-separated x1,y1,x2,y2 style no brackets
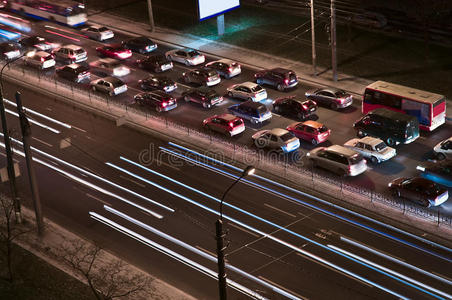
248,97,253,101
436,153,446,160
255,138,267,148
277,84,284,92
185,60,191,66
386,137,395,147
251,119,259,125
330,102,338,110
370,156,379,164
311,138,318,145
167,55,172,61
274,106,280,113
357,130,366,138
184,95,190,102
227,91,234,98
297,112,305,120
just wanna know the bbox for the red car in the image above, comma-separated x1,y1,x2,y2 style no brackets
286,120,331,145
203,114,245,137
96,44,132,60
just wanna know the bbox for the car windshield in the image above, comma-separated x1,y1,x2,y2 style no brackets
188,50,200,57
251,85,263,92
280,132,294,142
334,90,347,97
374,142,387,152
348,153,363,164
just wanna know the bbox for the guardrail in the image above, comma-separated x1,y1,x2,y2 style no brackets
4,61,452,229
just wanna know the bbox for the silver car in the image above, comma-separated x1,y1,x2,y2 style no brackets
53,44,87,63
81,25,114,41
165,48,205,66
433,136,452,160
227,82,267,102
252,128,300,153
90,76,127,96
305,87,353,110
24,51,55,69
307,145,367,176
89,58,130,77
344,136,396,164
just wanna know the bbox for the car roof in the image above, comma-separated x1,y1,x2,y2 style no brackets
67,63,82,69
370,108,418,122
270,67,293,74
270,128,289,136
316,87,344,94
103,76,124,85
327,145,359,157
218,113,239,121
359,136,384,146
216,59,235,64
409,177,440,188
64,44,82,50
302,120,324,128
149,90,171,97
239,101,265,109
239,81,259,88
34,51,52,57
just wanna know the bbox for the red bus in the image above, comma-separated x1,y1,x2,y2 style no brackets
362,81,446,131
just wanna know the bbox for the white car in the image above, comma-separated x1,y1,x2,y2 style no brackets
252,128,300,153
344,136,396,164
90,76,127,96
227,82,267,102
433,136,452,160
81,25,114,41
165,48,205,66
24,51,55,69
89,58,130,77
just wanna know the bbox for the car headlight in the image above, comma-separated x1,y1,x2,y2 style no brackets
388,182,392,187
416,165,425,171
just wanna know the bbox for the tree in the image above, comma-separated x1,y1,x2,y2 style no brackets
54,239,152,300
0,193,32,282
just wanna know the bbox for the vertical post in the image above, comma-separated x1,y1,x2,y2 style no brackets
330,0,337,81
146,0,155,32
15,92,44,236
216,219,227,300
217,14,225,36
310,0,317,75
0,76,21,224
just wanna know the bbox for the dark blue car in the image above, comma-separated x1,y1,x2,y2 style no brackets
254,68,298,91
227,101,272,125
417,160,452,188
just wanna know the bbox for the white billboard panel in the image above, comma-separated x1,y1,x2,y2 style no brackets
198,0,240,21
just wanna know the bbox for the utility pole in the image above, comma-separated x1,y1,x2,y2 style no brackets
310,0,317,75
146,0,155,32
330,0,337,81
15,92,43,236
216,219,227,300
0,73,21,223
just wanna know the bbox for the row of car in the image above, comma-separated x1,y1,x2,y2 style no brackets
6,27,450,208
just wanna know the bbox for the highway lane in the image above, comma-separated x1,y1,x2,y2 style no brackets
10,17,452,209
1,80,451,299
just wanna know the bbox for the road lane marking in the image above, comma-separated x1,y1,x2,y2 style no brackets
120,174,146,188
71,125,87,133
264,203,296,217
157,159,181,171
195,245,218,258
32,137,53,147
229,222,260,237
86,192,112,206
257,276,307,300
295,252,372,287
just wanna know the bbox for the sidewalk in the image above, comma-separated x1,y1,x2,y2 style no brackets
87,8,452,121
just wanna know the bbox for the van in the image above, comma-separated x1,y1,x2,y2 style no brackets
307,145,367,176
227,100,272,125
353,108,419,146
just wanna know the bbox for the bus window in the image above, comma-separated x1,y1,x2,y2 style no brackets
402,99,430,126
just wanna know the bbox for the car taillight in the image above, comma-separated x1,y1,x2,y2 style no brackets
229,122,234,127
404,133,408,138
41,57,45,62
338,98,346,103
284,79,289,85
302,104,308,110
228,67,233,72
117,51,131,59
161,102,168,108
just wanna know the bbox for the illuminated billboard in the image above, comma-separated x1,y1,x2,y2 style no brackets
198,0,240,21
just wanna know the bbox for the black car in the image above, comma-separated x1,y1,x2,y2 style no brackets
182,67,221,87
56,63,90,83
134,90,177,112
136,54,173,72
138,75,177,93
417,159,452,188
305,87,353,110
0,42,21,60
254,68,298,91
273,96,317,120
182,87,223,109
122,36,157,54
388,177,449,207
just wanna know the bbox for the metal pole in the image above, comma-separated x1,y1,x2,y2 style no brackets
146,0,155,32
216,219,227,300
217,14,225,36
330,0,337,81
15,92,44,236
310,0,317,75
0,64,21,223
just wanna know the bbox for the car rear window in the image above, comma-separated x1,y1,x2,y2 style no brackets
188,50,200,57
232,119,243,127
348,153,363,164
334,90,347,97
207,70,217,77
318,125,329,133
280,132,294,142
288,73,297,81
74,48,85,54
251,85,263,92
98,27,109,32
374,142,387,151
230,62,239,67
256,105,268,115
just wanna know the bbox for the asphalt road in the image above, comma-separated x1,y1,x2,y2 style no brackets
1,77,451,299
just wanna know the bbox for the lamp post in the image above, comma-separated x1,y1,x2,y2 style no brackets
216,166,255,300
0,53,26,223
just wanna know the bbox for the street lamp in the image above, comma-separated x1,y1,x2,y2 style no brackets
216,165,255,300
